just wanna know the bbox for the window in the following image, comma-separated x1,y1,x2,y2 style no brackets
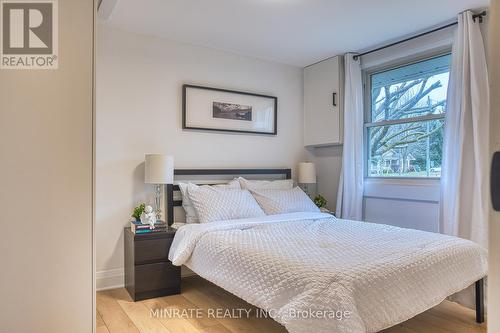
365,53,451,178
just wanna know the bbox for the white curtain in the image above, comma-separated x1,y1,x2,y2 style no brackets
440,11,489,310
440,11,489,249
336,54,364,220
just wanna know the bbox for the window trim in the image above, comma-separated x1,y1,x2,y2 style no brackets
365,113,444,128
363,49,452,180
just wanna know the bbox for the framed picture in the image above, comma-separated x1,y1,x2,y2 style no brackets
182,84,277,135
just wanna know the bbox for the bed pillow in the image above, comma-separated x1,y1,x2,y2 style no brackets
250,187,320,215
187,185,265,223
238,177,293,191
178,179,240,223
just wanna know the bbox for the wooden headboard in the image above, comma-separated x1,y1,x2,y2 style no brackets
166,168,292,225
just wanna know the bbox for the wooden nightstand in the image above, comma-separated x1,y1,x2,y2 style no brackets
124,227,181,301
320,208,336,216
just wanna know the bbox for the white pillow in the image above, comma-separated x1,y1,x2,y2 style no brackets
187,185,265,223
250,187,320,215
178,179,240,223
238,177,293,191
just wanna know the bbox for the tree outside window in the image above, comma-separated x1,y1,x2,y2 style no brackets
366,53,451,178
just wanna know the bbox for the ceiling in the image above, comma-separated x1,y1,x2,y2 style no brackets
99,0,489,67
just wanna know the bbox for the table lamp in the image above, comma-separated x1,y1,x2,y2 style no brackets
145,154,174,222
298,162,316,197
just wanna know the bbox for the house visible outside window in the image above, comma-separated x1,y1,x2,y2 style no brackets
365,53,451,178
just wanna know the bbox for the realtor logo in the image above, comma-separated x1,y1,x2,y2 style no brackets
1,0,58,69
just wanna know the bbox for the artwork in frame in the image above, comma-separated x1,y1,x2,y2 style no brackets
182,84,277,135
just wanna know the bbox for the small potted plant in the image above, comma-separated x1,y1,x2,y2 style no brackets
314,194,327,209
132,203,146,222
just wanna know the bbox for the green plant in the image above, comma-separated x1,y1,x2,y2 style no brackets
314,194,327,208
132,203,146,221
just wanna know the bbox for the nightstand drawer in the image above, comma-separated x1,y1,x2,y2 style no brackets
134,262,180,293
134,238,173,264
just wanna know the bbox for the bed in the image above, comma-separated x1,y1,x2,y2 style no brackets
166,168,487,333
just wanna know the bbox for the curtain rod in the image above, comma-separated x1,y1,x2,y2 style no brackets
353,11,486,60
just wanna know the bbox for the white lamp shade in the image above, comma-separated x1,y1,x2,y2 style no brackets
145,154,174,184
298,162,316,184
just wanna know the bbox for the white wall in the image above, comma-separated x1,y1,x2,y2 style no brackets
488,0,500,330
0,1,94,332
364,180,440,231
96,24,306,289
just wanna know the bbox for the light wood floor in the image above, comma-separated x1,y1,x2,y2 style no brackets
97,276,486,333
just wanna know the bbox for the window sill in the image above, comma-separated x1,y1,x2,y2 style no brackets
364,177,440,187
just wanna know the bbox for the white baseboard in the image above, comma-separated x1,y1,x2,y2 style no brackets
96,266,196,291
96,268,124,291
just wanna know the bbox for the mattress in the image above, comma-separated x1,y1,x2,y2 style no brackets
169,212,487,333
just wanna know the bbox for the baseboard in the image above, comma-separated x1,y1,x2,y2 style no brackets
96,266,196,291
96,268,124,291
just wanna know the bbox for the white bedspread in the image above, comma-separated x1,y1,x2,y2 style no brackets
169,212,487,333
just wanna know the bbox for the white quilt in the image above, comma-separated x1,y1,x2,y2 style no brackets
169,212,487,333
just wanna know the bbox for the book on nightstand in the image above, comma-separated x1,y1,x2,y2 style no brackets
130,220,167,234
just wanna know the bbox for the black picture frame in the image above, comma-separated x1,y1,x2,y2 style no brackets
182,84,278,135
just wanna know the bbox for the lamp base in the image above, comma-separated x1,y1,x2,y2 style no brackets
299,183,316,198
154,184,162,221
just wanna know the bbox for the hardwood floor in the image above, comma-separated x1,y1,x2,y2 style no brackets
97,276,486,333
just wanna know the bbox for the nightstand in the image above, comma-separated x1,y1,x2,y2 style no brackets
124,227,180,301
320,208,336,216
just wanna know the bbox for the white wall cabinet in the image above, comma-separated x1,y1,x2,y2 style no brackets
303,56,344,147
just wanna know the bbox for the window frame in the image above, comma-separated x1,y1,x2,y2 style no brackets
363,49,452,180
